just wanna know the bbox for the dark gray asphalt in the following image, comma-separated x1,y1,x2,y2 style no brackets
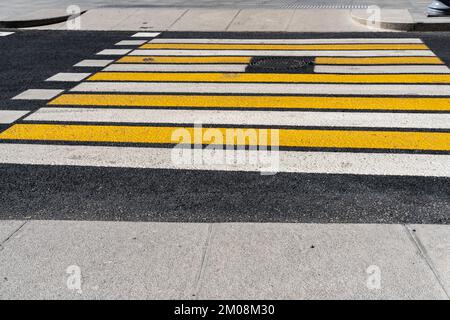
0,30,449,224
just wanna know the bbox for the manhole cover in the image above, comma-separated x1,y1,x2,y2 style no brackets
246,57,315,73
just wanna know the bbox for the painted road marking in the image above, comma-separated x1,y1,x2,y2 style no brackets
130,49,435,57
48,94,450,111
315,57,444,65
0,32,14,37
12,89,64,100
1,124,449,151
97,49,132,55
0,144,448,177
314,65,450,74
74,60,114,67
131,32,161,38
87,72,450,84
0,110,29,124
115,40,147,46
116,56,252,64
103,64,248,72
70,82,450,96
27,108,450,129
140,43,428,50
150,38,424,44
46,73,92,82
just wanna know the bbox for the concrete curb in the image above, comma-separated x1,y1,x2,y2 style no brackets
351,8,450,31
0,11,86,29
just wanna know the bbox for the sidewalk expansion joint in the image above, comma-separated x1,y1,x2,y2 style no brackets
404,224,450,299
0,220,28,252
192,223,214,300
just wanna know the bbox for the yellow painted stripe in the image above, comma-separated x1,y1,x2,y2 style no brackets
116,56,252,64
87,72,450,84
316,57,444,65
1,124,449,151
140,43,429,50
48,94,450,111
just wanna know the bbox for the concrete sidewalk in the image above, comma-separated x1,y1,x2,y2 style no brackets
23,7,450,32
0,220,448,299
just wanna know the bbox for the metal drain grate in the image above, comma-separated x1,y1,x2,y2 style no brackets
247,57,315,73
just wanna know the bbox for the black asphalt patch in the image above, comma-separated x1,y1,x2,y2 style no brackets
0,164,449,224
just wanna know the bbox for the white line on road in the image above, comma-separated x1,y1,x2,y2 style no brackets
74,60,114,67
131,32,161,38
0,143,448,177
70,82,450,96
149,38,424,44
103,63,248,72
97,49,132,55
314,65,450,74
0,32,14,37
46,73,92,82
26,108,450,130
115,40,147,46
0,110,29,124
130,49,435,57
12,89,64,100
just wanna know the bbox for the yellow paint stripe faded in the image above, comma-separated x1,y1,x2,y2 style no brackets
48,94,450,111
116,56,252,64
87,72,450,84
140,43,429,50
315,57,444,65
0,124,449,151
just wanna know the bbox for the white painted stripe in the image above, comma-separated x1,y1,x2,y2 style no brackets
0,32,14,37
74,60,114,67
46,73,91,82
131,32,161,38
97,49,132,56
150,38,424,44
314,65,450,74
130,49,435,57
115,40,147,46
12,89,64,100
27,108,450,129
0,144,448,177
0,110,29,124
103,63,248,72
70,82,450,96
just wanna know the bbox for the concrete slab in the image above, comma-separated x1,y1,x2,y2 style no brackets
169,9,239,31
288,9,372,32
75,8,138,30
0,220,209,299
408,224,450,297
198,223,448,299
227,9,294,31
0,221,24,244
114,9,187,31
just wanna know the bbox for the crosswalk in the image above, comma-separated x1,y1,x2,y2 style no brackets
1,33,450,177
0,31,14,37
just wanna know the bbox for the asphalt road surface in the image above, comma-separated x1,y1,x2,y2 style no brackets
0,29,449,224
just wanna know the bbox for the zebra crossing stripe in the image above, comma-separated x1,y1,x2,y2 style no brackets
70,82,450,96
48,94,450,111
314,65,450,74
149,38,425,44
315,57,444,65
87,72,450,84
130,50,435,57
116,56,252,64
1,124,449,151
103,64,248,72
140,43,429,50
0,144,448,177
0,110,29,124
27,108,450,129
